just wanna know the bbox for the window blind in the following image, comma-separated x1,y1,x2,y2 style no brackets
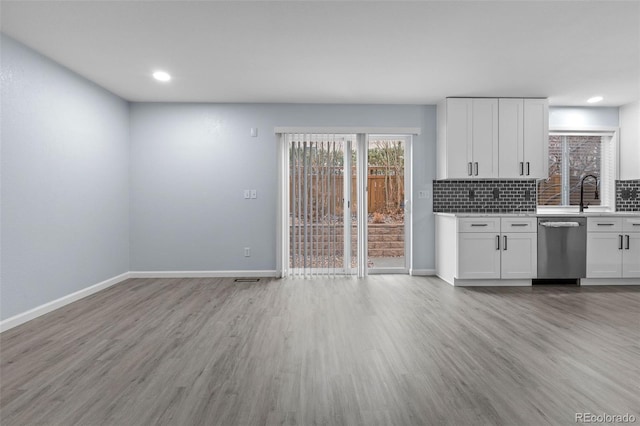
287,134,356,277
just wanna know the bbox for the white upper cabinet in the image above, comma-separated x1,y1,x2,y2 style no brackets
437,98,498,179
498,99,524,178
472,99,499,178
498,98,549,179
523,99,549,179
442,98,473,178
438,97,548,179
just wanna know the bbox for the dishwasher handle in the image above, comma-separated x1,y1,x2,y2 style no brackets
540,221,581,228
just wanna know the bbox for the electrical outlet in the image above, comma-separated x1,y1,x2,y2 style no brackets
244,247,251,257
244,190,251,199
250,189,257,199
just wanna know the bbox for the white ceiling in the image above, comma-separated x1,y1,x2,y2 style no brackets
2,1,639,106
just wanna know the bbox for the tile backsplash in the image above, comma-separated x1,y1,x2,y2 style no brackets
433,179,537,213
616,179,640,211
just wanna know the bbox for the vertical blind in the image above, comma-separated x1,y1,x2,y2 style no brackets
287,134,356,277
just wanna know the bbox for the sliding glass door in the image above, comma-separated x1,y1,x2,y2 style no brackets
287,134,357,277
279,133,411,277
366,135,410,273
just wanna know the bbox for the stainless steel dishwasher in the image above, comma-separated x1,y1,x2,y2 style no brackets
537,217,587,279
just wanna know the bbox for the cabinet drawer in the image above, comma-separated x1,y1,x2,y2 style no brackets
623,217,640,233
587,217,622,232
458,217,500,233
501,217,536,233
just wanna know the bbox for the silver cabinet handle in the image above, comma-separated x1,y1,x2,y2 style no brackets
474,162,479,176
626,235,630,250
496,235,500,250
503,235,507,251
519,162,524,176
526,162,530,176
619,235,623,250
468,162,473,176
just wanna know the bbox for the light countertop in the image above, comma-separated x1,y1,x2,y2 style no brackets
434,211,640,217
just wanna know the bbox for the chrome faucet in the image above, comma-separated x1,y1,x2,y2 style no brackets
579,174,599,212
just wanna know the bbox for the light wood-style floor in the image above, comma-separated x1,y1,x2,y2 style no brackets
1,276,639,425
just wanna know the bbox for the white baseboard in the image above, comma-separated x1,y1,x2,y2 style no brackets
410,269,436,276
0,272,131,333
129,270,279,278
581,278,640,286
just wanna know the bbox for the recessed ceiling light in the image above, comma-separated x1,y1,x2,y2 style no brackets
152,71,171,82
587,96,603,104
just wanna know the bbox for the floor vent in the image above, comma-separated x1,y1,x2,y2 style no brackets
234,278,260,283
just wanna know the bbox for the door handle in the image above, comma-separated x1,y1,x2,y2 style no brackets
625,235,630,250
519,162,524,176
526,162,530,176
468,162,473,176
474,162,479,176
619,235,623,250
496,235,500,250
503,235,507,251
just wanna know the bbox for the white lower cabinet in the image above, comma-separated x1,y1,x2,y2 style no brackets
501,233,537,279
456,217,537,280
586,233,624,277
437,214,640,286
622,233,640,277
458,233,501,279
586,217,640,278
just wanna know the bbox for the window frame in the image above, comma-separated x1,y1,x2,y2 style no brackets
537,126,619,213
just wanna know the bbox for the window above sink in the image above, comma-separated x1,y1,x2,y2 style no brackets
537,128,618,210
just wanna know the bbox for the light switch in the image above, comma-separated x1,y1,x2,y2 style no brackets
244,190,251,199
250,189,257,199
250,128,258,137
418,190,430,199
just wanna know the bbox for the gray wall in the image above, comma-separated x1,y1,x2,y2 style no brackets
130,103,436,272
549,106,619,128
1,35,130,320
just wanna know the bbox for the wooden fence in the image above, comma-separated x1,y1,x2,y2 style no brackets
289,167,404,215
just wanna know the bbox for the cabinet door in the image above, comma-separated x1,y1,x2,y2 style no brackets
501,233,537,279
622,233,640,278
472,99,499,178
498,99,524,178
446,99,473,178
457,232,501,279
586,233,622,278
523,99,549,179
